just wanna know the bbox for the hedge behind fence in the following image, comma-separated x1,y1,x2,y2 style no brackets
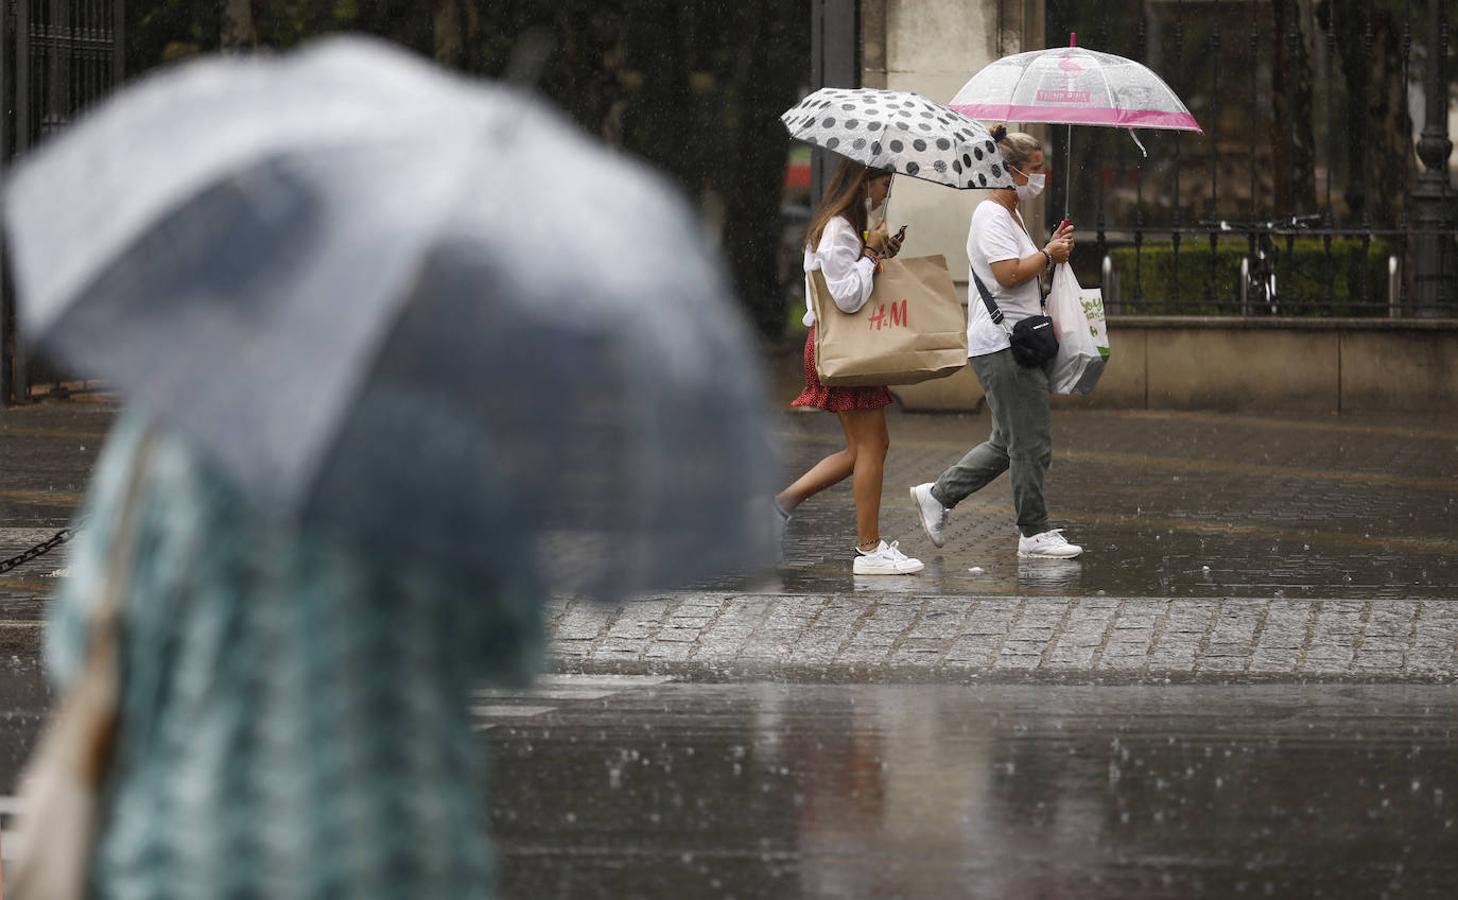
1107,238,1393,315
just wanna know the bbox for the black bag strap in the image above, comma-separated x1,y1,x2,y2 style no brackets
970,270,1005,325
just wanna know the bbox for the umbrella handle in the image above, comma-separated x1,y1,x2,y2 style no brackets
1065,123,1072,221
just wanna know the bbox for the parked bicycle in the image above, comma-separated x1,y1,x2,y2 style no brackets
1199,214,1323,315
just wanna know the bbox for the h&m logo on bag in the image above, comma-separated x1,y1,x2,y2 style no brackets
867,299,908,332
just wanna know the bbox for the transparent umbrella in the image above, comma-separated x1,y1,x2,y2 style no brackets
949,33,1202,216
2,37,774,598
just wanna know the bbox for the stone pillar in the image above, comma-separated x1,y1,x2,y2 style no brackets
1411,0,1454,316
863,0,1047,294
810,0,861,205
867,0,1046,411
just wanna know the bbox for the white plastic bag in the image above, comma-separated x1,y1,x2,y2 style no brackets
1047,264,1109,394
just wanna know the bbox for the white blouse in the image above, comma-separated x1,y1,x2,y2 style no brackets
801,214,878,327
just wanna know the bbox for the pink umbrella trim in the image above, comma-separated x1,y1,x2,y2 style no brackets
950,103,1202,133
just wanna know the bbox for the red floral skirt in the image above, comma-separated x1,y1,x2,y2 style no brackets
790,327,894,413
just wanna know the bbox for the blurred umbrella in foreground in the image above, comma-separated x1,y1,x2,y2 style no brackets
3,36,774,597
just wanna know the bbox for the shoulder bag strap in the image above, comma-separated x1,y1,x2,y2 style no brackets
970,270,1005,325
8,423,160,900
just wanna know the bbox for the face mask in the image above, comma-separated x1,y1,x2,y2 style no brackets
1011,166,1045,201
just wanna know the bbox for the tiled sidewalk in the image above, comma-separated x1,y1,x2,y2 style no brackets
544,593,1458,682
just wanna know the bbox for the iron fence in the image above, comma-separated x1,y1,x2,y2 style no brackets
1046,0,1455,317
1,0,124,403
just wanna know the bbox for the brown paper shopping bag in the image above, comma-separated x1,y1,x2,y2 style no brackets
810,254,967,387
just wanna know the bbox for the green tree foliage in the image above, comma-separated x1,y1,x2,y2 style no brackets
125,1,809,337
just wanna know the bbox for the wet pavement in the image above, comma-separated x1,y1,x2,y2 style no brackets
757,407,1458,601
3,400,1457,677
5,400,1455,603
482,678,1458,899
2,669,1454,898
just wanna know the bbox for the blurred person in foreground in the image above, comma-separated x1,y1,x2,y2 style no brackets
773,159,923,576
44,412,542,897
8,37,769,899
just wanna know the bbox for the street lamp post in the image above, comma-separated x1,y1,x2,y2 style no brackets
1412,0,1455,316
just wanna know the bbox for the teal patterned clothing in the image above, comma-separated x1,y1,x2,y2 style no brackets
47,413,544,899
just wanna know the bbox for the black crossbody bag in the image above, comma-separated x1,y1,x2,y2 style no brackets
971,270,1057,368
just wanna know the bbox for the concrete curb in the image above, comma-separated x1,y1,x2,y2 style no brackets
6,591,1455,685
542,591,1458,685
545,656,1458,686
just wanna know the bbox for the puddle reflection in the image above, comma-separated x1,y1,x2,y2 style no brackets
489,683,1458,899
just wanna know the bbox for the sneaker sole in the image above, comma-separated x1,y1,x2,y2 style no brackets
1017,549,1084,559
908,486,946,549
854,562,925,575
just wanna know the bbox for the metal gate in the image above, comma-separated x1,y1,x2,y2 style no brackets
1045,0,1454,317
1,0,125,404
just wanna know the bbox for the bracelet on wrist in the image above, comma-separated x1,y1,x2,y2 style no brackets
1040,249,1053,270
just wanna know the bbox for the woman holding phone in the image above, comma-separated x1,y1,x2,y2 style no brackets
909,127,1083,560
773,159,923,576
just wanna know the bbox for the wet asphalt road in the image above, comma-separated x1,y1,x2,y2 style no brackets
2,672,1455,898
484,678,1458,899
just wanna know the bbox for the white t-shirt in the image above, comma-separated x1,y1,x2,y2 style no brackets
802,214,878,328
966,199,1042,357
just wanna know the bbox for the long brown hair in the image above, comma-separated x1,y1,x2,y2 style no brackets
804,159,891,251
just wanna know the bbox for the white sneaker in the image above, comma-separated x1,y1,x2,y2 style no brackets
908,483,949,548
853,540,925,575
1017,529,1083,559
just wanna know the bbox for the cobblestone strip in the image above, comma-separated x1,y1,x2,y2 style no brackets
1301,600,1366,674
944,598,1019,670
997,599,1071,671
740,595,827,666
546,593,1458,681
1354,600,1418,673
1145,599,1218,674
547,598,619,660
839,597,920,667
690,595,776,665
889,597,967,667
1101,598,1170,674
1407,602,1458,676
646,595,728,662
1197,598,1265,675
1045,598,1119,670
1249,601,1314,674
593,597,675,664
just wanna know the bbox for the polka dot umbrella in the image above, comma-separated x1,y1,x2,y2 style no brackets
781,87,1015,191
